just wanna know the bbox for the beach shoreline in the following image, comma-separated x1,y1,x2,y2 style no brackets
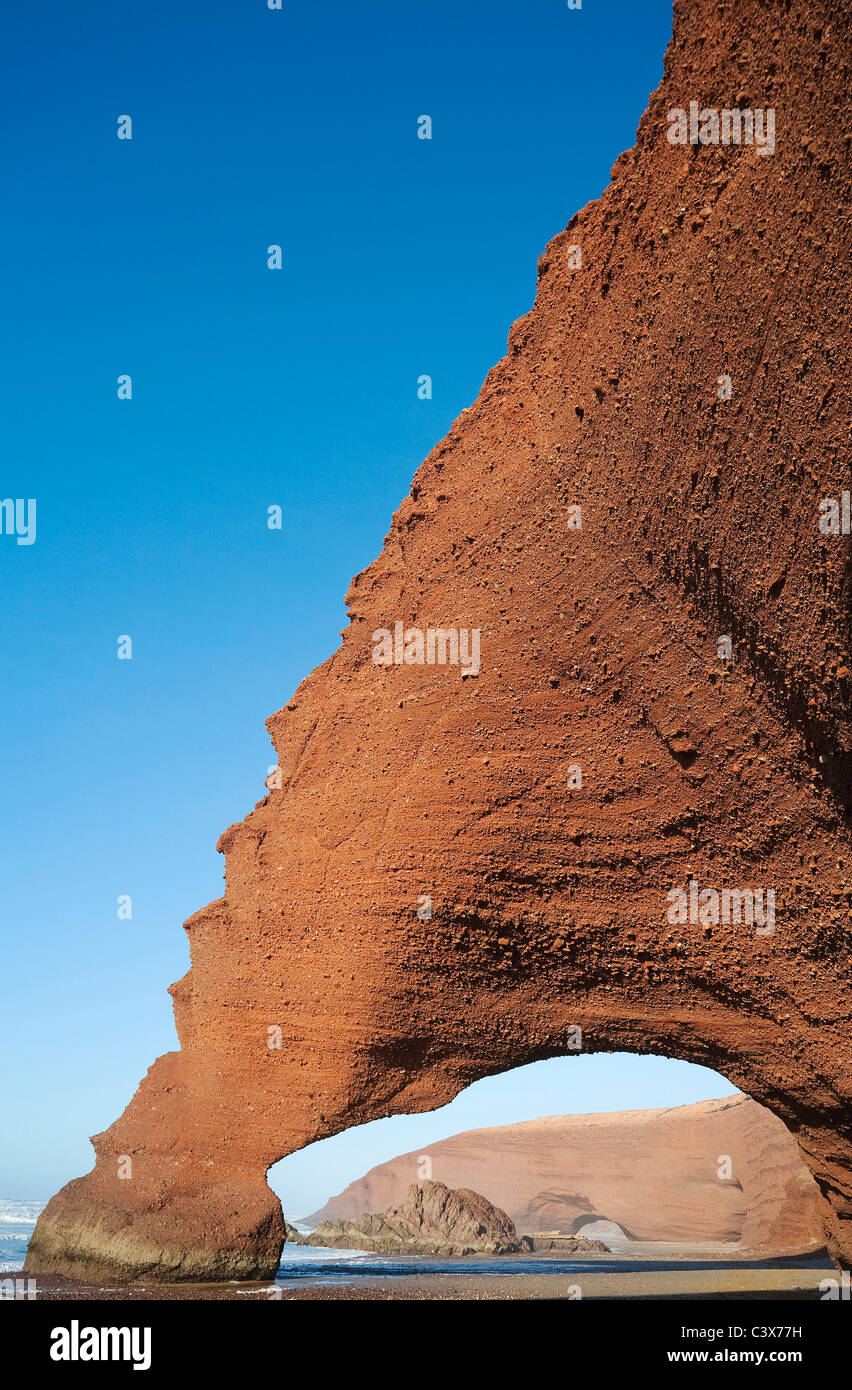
11,1251,834,1302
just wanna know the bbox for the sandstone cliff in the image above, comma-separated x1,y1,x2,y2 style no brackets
309,1095,824,1254
27,0,852,1282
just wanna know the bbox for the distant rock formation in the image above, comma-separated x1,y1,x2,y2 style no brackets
521,1233,610,1253
309,1095,824,1255
307,1181,524,1256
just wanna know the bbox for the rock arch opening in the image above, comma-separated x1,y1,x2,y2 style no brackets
269,1052,738,1223
572,1218,634,1243
267,1053,822,1260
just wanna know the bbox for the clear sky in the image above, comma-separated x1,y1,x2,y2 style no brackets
0,0,740,1212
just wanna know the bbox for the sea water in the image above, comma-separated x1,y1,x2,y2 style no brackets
272,1241,624,1286
0,1199,44,1272
1,1202,623,1286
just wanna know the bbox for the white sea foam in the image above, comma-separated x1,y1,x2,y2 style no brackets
0,1199,44,1272
281,1242,389,1264
0,1200,45,1224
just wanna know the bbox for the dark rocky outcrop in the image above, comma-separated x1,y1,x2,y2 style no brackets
520,1233,610,1254
307,1181,523,1256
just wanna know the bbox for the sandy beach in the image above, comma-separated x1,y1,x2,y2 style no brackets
16,1251,833,1301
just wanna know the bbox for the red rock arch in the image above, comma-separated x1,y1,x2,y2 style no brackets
570,1217,636,1240
27,0,852,1282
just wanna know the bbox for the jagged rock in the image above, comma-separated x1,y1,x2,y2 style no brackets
26,0,852,1283
520,1234,610,1254
307,1181,523,1256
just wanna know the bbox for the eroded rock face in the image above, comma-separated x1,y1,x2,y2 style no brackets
307,1181,522,1256
522,1234,610,1253
26,0,852,1282
309,1095,825,1254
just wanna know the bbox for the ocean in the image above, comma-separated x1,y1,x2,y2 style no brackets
0,1199,44,1273
271,1241,625,1285
0,1200,624,1286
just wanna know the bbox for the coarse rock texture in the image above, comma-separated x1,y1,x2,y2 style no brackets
309,1095,824,1253
26,0,852,1283
521,1234,611,1253
307,1180,522,1255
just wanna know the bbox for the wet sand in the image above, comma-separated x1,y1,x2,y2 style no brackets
18,1252,833,1301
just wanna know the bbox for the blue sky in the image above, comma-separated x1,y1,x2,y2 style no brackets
0,0,738,1213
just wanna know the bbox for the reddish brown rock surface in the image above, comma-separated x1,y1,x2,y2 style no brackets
27,0,852,1282
310,1095,824,1254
